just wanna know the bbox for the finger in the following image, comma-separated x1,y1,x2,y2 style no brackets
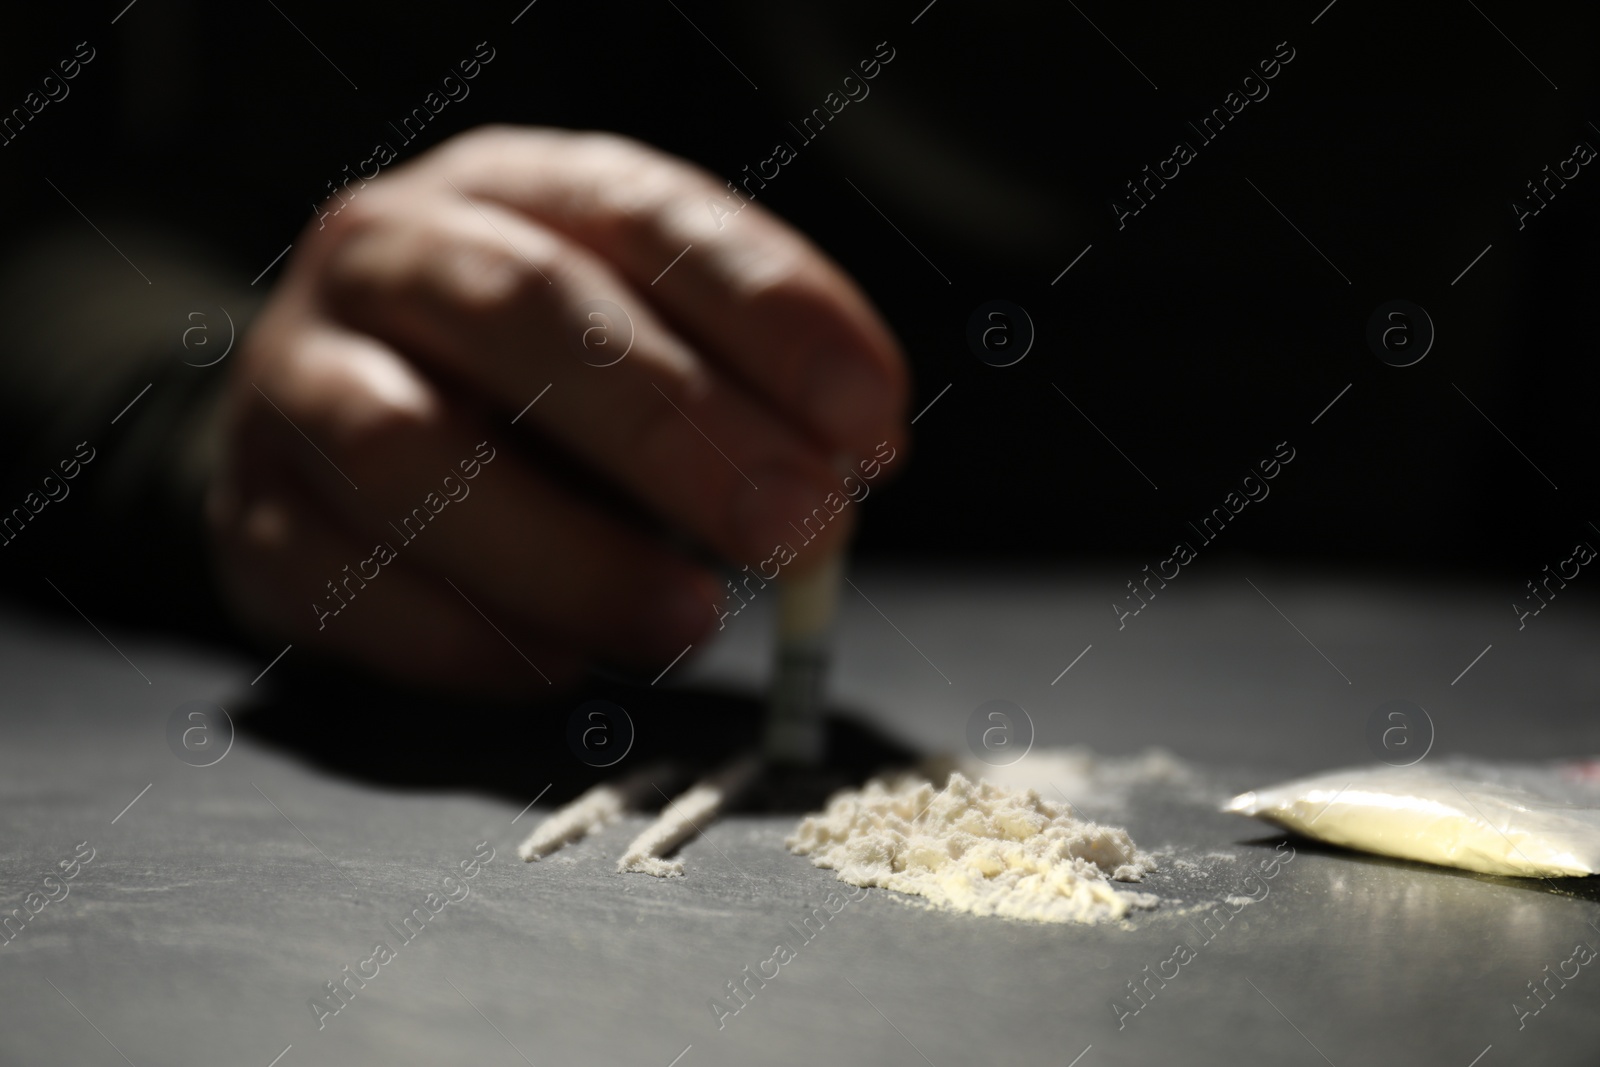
243,324,721,663
320,195,857,565
208,460,581,695
433,127,909,456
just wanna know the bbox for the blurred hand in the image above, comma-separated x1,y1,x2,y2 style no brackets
208,126,907,694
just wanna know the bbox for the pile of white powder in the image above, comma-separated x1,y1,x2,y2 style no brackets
786,771,1157,924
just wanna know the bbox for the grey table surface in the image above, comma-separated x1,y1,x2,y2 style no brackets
3,566,1599,1067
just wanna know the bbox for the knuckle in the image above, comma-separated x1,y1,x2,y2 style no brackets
324,365,441,476
438,231,558,320
575,136,714,248
311,183,391,248
322,201,563,331
451,122,522,149
575,129,720,196
444,122,557,164
737,249,818,315
316,194,410,299
569,128,655,164
593,179,676,254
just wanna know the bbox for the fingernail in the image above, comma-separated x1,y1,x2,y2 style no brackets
807,349,889,448
735,468,825,560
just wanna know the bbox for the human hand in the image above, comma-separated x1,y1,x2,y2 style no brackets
207,126,907,693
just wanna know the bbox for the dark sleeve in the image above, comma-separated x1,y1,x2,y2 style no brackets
0,224,262,643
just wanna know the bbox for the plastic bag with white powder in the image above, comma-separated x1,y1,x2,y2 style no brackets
1225,758,1600,877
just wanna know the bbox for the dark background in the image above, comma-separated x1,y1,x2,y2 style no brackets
1,0,1596,586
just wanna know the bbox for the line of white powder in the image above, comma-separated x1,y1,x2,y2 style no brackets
616,782,722,877
618,757,759,878
518,782,629,861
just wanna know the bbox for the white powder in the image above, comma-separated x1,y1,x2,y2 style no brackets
960,746,1202,813
618,758,758,878
786,771,1158,923
617,781,723,878
518,783,626,861
1226,761,1600,877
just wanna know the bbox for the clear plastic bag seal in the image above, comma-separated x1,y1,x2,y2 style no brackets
1225,758,1600,878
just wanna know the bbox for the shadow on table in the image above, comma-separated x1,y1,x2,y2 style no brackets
234,660,918,814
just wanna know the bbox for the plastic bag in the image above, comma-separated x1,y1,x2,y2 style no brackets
1224,758,1600,877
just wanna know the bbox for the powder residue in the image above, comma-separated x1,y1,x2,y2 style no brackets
618,757,758,878
960,746,1203,812
786,771,1157,924
518,783,626,861
617,781,722,877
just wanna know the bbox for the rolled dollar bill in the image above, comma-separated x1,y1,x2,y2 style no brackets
763,551,843,765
